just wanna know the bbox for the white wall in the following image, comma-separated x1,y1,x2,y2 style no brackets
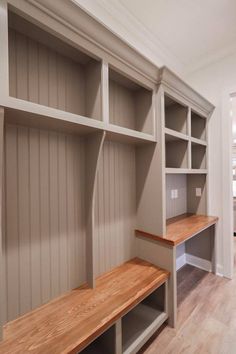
185,52,236,277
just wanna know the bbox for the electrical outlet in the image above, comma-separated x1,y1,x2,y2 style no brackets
171,189,175,199
175,189,178,198
196,188,202,197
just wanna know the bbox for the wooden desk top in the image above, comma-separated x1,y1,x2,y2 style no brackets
136,214,218,246
0,258,169,354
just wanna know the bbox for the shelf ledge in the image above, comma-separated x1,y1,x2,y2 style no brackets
165,168,208,174
136,214,219,246
165,127,189,141
191,137,207,146
2,98,156,144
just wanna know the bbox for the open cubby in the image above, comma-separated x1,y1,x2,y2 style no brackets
8,11,102,120
191,143,206,169
80,325,116,354
165,135,188,168
122,284,166,354
109,67,153,134
164,95,188,134
166,174,207,221
191,111,206,140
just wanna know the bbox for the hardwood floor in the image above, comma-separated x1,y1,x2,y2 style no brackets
141,239,236,354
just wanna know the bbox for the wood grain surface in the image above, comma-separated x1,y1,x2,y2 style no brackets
0,258,169,354
136,214,218,246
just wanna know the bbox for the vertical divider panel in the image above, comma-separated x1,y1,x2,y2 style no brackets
187,107,192,169
85,130,106,288
115,319,122,354
0,108,4,339
136,86,166,236
0,1,8,102
101,61,109,124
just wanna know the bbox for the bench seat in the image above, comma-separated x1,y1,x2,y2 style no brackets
0,258,169,354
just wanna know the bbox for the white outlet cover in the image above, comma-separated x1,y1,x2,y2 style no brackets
175,189,178,198
196,188,202,197
171,190,175,199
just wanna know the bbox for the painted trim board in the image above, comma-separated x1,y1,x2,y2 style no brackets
176,253,212,272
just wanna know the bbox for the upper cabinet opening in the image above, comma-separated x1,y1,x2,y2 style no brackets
8,11,102,120
109,67,153,134
165,135,188,169
191,111,206,141
164,95,188,135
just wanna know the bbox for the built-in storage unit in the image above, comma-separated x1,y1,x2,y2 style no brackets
8,11,102,120
0,2,168,352
135,67,216,330
109,67,154,134
0,258,169,353
0,1,217,352
164,95,188,135
166,174,207,221
81,326,117,354
165,135,188,168
122,284,166,354
191,142,207,169
191,110,206,141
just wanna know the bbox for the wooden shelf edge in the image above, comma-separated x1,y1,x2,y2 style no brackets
136,214,219,246
135,229,175,246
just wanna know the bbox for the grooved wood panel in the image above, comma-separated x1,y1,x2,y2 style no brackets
3,124,86,323
166,174,187,219
8,28,101,119
109,80,152,134
109,80,136,130
165,103,188,135
94,141,136,277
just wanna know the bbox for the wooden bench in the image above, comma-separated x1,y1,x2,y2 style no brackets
0,258,169,354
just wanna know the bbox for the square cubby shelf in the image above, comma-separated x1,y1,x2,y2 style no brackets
191,111,206,141
109,67,153,134
164,95,188,135
165,134,188,168
191,142,206,169
8,11,102,120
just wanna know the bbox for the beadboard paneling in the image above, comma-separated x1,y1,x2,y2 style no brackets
109,80,135,130
8,28,101,120
94,141,136,277
3,124,86,323
166,174,187,219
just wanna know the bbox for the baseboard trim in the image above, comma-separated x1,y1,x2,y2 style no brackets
216,264,224,277
176,253,217,273
176,254,186,271
185,253,212,272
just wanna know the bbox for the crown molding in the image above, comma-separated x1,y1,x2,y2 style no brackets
72,0,185,76
73,0,236,77
158,67,215,115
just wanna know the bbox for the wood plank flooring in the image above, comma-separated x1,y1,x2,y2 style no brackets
140,239,236,354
